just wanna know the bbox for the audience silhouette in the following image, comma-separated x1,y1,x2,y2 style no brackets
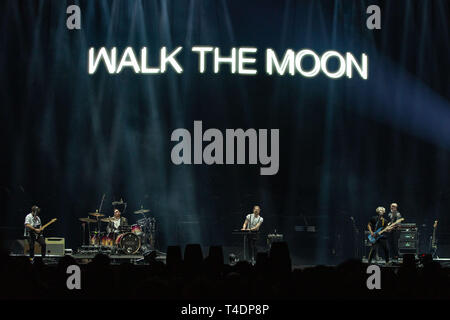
0,243,449,299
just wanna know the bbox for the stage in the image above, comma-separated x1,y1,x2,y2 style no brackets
8,252,450,269
8,251,167,265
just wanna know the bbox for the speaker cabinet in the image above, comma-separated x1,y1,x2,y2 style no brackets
398,239,417,249
45,237,65,256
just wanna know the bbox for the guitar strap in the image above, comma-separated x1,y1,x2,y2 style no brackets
375,217,384,230
26,215,41,237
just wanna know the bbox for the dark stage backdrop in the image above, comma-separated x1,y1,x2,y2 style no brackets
1,0,449,264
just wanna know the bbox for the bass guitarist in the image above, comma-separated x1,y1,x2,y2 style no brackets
367,206,392,265
24,205,46,259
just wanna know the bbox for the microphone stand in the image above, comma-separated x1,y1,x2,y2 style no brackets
96,194,106,250
81,223,86,246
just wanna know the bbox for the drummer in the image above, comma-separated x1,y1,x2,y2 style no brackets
107,208,128,236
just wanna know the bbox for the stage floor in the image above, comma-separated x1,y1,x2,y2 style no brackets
9,251,167,265
9,252,450,268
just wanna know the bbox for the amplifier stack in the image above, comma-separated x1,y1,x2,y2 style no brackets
397,223,418,256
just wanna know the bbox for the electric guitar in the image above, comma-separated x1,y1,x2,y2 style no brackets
29,218,57,239
368,218,404,244
430,220,438,257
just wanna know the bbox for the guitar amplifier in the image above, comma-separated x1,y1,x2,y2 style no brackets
400,231,418,241
398,240,417,249
397,223,417,231
45,237,65,256
398,245,417,256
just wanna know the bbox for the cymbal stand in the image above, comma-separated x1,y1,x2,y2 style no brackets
139,212,149,251
81,223,86,246
87,219,91,246
96,214,102,251
95,193,105,250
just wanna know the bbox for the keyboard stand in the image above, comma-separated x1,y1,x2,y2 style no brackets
232,230,258,262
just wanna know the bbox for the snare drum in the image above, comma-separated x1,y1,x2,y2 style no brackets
131,224,142,235
115,232,141,254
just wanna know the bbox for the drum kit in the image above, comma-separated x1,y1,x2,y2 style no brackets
79,200,156,255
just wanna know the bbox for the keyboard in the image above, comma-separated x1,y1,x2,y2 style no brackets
232,230,259,235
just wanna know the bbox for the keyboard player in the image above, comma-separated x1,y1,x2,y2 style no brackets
241,205,264,263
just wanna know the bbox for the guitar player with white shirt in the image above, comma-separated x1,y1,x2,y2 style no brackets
24,205,46,260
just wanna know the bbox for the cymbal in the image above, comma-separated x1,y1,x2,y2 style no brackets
79,217,97,223
100,217,115,223
134,209,150,214
89,212,105,217
112,199,125,205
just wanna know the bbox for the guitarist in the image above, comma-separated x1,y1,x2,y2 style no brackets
367,206,391,265
24,205,46,259
387,203,402,261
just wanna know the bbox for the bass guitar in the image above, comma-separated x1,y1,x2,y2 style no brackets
29,218,57,240
368,218,404,244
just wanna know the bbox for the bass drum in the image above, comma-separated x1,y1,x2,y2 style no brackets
115,232,141,254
